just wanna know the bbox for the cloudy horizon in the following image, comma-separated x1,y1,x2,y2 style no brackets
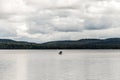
0,0,120,43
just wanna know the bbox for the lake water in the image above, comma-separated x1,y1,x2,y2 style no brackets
0,50,120,80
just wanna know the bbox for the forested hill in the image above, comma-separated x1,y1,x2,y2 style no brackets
0,38,120,49
0,39,15,42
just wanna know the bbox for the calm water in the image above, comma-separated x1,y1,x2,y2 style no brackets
0,50,120,80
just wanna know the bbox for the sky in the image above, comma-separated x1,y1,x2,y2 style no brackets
0,0,120,43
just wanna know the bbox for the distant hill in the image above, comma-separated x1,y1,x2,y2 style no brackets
0,39,15,42
0,38,120,49
41,38,120,49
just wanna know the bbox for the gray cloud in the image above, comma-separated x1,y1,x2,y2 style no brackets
84,17,112,30
0,20,17,37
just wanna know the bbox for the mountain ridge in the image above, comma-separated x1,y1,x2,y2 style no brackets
0,38,120,49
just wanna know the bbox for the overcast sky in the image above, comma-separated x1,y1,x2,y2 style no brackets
0,0,120,42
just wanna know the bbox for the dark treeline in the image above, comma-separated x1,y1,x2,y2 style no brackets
0,38,120,49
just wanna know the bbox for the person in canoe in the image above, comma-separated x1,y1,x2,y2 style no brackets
59,51,63,55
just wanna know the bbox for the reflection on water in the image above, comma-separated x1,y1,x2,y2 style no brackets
16,54,27,80
0,53,16,80
0,50,120,80
0,51,27,80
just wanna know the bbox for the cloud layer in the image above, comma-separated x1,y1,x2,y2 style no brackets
0,0,120,42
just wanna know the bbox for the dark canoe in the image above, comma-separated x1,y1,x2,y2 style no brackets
59,51,63,55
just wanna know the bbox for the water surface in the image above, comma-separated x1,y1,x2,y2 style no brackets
0,50,120,80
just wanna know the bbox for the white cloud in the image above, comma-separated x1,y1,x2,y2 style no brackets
51,17,84,32
0,0,34,14
0,0,120,42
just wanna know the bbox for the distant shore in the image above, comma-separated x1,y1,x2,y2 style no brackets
0,38,120,49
